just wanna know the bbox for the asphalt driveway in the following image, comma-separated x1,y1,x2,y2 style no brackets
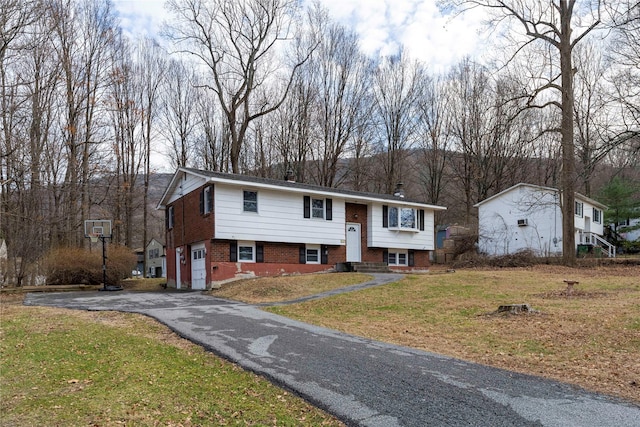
24,277,640,427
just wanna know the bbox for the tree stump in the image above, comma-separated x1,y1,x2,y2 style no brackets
496,304,533,314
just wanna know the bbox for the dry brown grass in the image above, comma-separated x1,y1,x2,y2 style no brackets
265,265,640,403
207,272,372,304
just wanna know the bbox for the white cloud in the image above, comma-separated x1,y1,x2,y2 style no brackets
112,0,491,73
112,0,170,40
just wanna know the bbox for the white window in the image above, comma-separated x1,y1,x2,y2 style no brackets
192,248,204,260
238,241,255,262
243,190,258,212
306,245,320,264
389,207,398,228
575,201,583,217
204,186,213,214
387,250,408,266
389,207,417,230
593,208,602,224
312,198,324,219
168,206,174,229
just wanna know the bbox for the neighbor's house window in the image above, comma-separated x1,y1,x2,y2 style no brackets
593,208,602,224
306,245,320,264
387,251,408,266
575,201,584,217
388,207,416,230
238,241,255,262
243,190,258,212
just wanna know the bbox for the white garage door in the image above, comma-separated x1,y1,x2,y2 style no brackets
191,243,206,290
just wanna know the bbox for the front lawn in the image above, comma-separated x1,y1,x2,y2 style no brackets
0,294,343,426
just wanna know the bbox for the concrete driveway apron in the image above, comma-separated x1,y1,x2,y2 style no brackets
25,276,640,427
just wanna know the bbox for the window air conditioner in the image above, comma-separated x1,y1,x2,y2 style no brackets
517,219,528,226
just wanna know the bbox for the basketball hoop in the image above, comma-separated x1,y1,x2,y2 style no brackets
90,233,99,244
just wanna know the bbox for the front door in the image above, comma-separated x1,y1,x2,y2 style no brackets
191,243,206,290
346,223,361,262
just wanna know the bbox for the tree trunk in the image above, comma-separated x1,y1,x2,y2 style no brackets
560,0,577,266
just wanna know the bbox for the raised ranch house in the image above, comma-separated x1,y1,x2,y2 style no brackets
475,183,614,258
157,168,446,290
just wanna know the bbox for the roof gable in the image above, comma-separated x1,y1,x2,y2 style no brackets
474,182,607,210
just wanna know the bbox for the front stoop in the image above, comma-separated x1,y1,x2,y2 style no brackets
347,262,392,273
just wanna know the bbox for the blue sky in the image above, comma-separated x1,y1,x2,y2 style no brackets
112,0,491,74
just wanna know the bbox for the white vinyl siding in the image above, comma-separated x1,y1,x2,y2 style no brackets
215,185,345,245
369,203,435,250
166,173,207,205
476,184,606,257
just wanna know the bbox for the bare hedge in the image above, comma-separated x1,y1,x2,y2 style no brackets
44,246,136,286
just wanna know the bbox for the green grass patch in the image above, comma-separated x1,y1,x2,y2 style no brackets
0,302,342,426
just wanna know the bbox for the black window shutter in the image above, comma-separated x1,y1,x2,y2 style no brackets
199,188,204,214
383,249,388,264
321,245,328,264
229,241,237,262
382,205,388,228
256,243,264,263
303,196,311,218
408,250,415,267
299,245,306,264
207,185,214,212
170,206,175,228
165,208,169,229
326,198,332,220
419,209,425,231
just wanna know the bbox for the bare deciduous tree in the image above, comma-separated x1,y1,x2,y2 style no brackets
448,0,603,265
371,50,425,194
165,0,315,173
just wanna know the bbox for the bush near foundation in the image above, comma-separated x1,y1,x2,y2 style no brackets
45,246,136,286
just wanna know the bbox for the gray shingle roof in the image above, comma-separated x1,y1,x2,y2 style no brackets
180,167,444,208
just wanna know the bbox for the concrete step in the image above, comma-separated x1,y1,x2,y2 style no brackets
349,262,392,273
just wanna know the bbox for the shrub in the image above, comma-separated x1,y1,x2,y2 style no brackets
452,249,538,269
45,245,136,286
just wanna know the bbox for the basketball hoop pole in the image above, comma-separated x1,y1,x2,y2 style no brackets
101,235,107,291
85,219,120,291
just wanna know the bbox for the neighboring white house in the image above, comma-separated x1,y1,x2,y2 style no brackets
157,168,447,289
145,238,166,278
474,183,613,257
618,218,640,242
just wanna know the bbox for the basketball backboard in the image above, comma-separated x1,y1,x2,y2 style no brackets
84,219,112,239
